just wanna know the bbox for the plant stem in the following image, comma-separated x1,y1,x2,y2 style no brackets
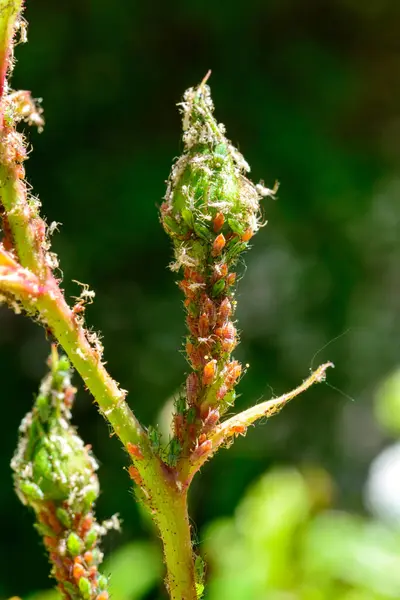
150,478,197,600
36,280,147,448
0,0,23,108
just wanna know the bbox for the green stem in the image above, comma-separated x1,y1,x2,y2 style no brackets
0,166,46,276
36,280,147,448
150,478,197,600
0,0,23,106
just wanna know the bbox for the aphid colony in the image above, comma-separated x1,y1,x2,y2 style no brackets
11,350,113,600
160,80,273,464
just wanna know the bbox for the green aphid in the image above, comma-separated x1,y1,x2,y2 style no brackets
148,426,162,453
193,222,212,241
225,241,248,262
166,437,182,467
186,406,197,425
195,554,206,598
163,215,184,236
63,582,77,597
34,521,57,538
36,394,50,422
97,575,108,590
78,576,92,599
81,485,99,513
181,208,194,229
67,531,84,556
227,217,245,236
55,507,71,528
212,279,225,297
214,142,228,157
19,480,44,502
84,527,98,549
187,301,198,316
175,394,186,414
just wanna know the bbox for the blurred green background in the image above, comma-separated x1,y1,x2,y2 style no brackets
2,0,400,598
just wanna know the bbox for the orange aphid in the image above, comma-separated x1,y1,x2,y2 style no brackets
43,535,58,549
216,322,236,352
218,298,232,323
184,268,204,283
190,439,212,462
126,442,144,460
241,227,254,242
225,360,242,388
198,312,209,338
83,551,93,565
73,562,85,582
212,262,228,282
173,413,184,440
79,514,93,536
88,565,98,579
202,295,217,324
186,372,199,405
226,272,236,286
202,408,220,432
231,424,247,436
213,212,225,232
198,433,207,445
202,359,217,386
128,465,143,486
96,593,109,600
186,341,203,370
186,316,199,337
212,233,226,257
74,556,83,565
47,511,63,535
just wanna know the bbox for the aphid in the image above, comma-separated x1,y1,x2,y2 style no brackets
126,442,144,460
202,408,220,433
226,272,236,286
186,315,199,337
128,465,143,486
79,514,93,536
166,437,182,467
184,268,204,283
216,384,228,400
213,212,225,232
88,565,98,579
198,433,207,445
212,279,225,297
241,227,253,242
186,341,203,370
96,592,109,600
231,424,247,436
200,295,216,325
218,297,232,323
15,164,25,179
215,322,236,352
173,413,184,441
43,535,58,549
202,359,217,386
73,562,85,582
47,511,63,535
190,439,212,463
198,312,210,338
179,279,193,298
83,551,93,565
225,360,242,389
186,372,200,405
212,233,226,256
212,262,228,282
